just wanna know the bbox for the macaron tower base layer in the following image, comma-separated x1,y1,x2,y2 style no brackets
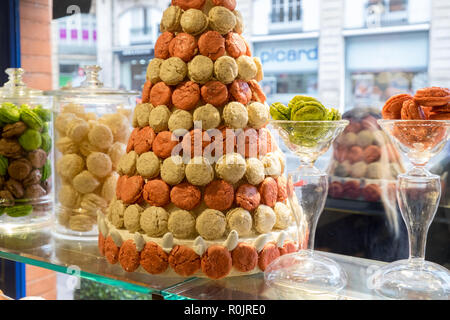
101,0,301,279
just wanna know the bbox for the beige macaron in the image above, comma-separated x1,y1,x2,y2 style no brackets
140,206,170,237
168,209,197,239
196,209,226,240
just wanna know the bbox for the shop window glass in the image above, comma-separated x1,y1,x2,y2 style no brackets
348,70,428,110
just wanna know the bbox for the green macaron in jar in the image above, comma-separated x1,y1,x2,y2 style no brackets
0,68,54,233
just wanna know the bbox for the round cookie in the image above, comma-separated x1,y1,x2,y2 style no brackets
215,153,246,184
136,152,160,179
233,9,244,34
88,124,113,150
223,102,248,129
160,57,188,86
232,242,258,272
236,55,257,81
149,105,171,133
146,58,163,84
161,155,186,185
254,204,276,234
245,158,265,185
140,206,170,237
180,9,209,35
170,182,202,210
120,175,144,204
56,154,84,180
152,131,179,159
65,117,89,143
259,177,278,208
279,241,297,256
247,102,269,129
150,82,173,107
276,176,288,202
225,32,246,58
196,209,226,240
212,0,236,10
98,232,106,256
168,209,197,239
168,109,194,132
140,242,169,274
86,152,112,178
235,184,260,211
73,170,100,194
208,6,236,35
143,179,170,207
119,240,140,272
117,150,138,176
104,236,120,265
198,31,226,61
226,207,252,236
201,81,229,107
185,156,214,186
230,80,251,105
201,246,232,279
193,104,221,130
172,0,206,10
261,152,282,177
188,55,214,85
204,179,235,211
108,142,126,170
124,204,143,233
142,80,152,103
258,242,280,271
155,32,174,59
169,245,201,276
248,80,267,103
161,5,183,33
134,126,157,155
172,81,201,111
214,56,238,84
169,33,198,62
273,202,291,229
58,184,81,208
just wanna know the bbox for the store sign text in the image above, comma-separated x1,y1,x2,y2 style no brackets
260,47,318,64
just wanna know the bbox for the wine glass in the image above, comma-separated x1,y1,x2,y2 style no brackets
264,120,349,295
369,120,450,300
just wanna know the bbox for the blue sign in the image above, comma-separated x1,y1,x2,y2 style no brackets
260,47,318,64
254,39,319,73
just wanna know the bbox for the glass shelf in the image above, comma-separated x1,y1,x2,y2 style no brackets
0,228,388,300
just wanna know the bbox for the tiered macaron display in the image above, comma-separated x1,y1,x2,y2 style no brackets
328,107,404,202
0,103,52,217
55,103,131,233
381,87,450,148
99,0,299,279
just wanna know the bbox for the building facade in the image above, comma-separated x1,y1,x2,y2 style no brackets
91,0,450,109
96,0,169,91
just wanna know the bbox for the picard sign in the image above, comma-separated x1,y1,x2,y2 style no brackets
254,39,319,73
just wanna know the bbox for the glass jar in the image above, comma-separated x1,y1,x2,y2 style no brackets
0,68,54,236
47,65,138,240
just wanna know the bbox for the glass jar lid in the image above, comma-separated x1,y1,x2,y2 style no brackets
46,65,139,97
0,68,43,98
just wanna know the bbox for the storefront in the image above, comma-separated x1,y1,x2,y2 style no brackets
116,47,153,91
254,38,319,105
345,31,429,110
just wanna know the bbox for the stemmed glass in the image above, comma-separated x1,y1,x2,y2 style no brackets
264,120,349,295
369,120,450,300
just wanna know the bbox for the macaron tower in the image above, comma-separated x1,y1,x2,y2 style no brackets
99,0,299,279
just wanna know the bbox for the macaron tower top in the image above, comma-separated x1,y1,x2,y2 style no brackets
99,0,299,280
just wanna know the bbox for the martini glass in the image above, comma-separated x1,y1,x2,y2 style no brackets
369,120,450,300
264,120,349,296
